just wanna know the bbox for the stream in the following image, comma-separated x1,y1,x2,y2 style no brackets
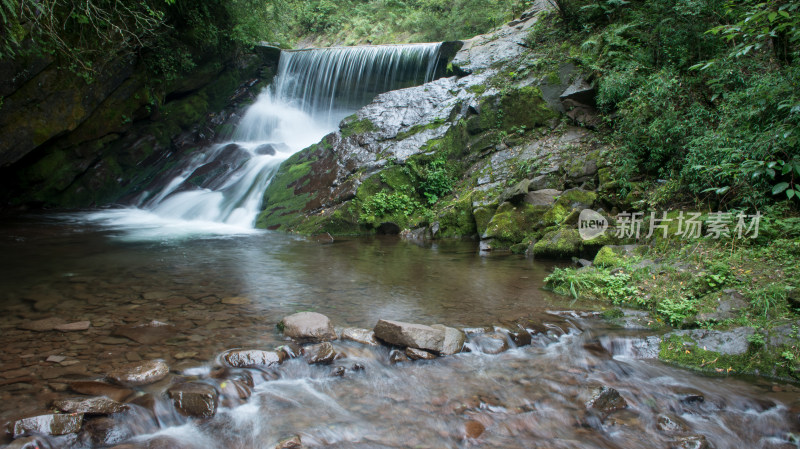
1,215,799,448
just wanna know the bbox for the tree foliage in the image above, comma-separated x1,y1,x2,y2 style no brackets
543,0,800,208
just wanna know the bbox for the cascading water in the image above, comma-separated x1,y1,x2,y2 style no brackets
88,43,441,238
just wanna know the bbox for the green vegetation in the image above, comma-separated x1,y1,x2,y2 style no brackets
532,0,800,209
281,0,529,45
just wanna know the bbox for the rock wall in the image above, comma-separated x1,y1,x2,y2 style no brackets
0,45,281,209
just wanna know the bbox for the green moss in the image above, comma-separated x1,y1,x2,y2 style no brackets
395,118,446,141
436,193,477,238
593,245,623,268
556,189,597,208
500,85,557,130
341,117,377,138
532,226,584,258
541,203,570,226
659,334,800,381
483,202,546,247
162,93,208,129
473,205,497,236
467,84,487,95
546,71,561,85
256,147,319,230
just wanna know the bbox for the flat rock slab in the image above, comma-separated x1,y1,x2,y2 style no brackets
107,360,169,387
669,327,755,355
168,382,218,418
341,328,380,346
18,317,66,332
55,321,91,332
68,381,133,402
281,312,337,342
223,349,283,368
374,320,445,352
53,396,128,415
112,320,177,345
12,413,84,437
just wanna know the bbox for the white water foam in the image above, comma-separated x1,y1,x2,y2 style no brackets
82,43,441,240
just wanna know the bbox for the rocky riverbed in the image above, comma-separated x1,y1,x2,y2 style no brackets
2,216,800,449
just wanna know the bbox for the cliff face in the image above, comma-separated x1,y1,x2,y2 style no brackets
0,45,281,209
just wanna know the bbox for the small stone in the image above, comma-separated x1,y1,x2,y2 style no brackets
280,312,337,342
1,368,30,379
12,413,84,437
331,366,346,377
275,435,303,449
657,414,689,433
405,347,437,360
464,420,485,439
508,330,532,347
55,321,91,332
303,342,336,365
670,435,711,449
221,296,250,305
389,349,409,365
351,363,365,372
175,352,198,360
46,355,67,363
113,321,176,345
587,386,628,416
18,317,66,332
53,396,128,415
168,382,218,418
223,350,283,368
340,328,380,346
107,360,169,387
470,332,510,354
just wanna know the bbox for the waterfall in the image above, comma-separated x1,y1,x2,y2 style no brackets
123,43,441,232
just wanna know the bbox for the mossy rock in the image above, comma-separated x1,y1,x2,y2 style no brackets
532,226,584,258
556,188,597,209
340,116,377,138
473,205,497,236
482,202,547,248
593,245,623,268
436,194,477,238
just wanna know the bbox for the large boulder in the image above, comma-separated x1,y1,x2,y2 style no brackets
280,312,337,342
374,320,445,353
167,382,219,419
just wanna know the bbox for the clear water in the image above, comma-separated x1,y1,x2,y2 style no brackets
0,216,799,448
